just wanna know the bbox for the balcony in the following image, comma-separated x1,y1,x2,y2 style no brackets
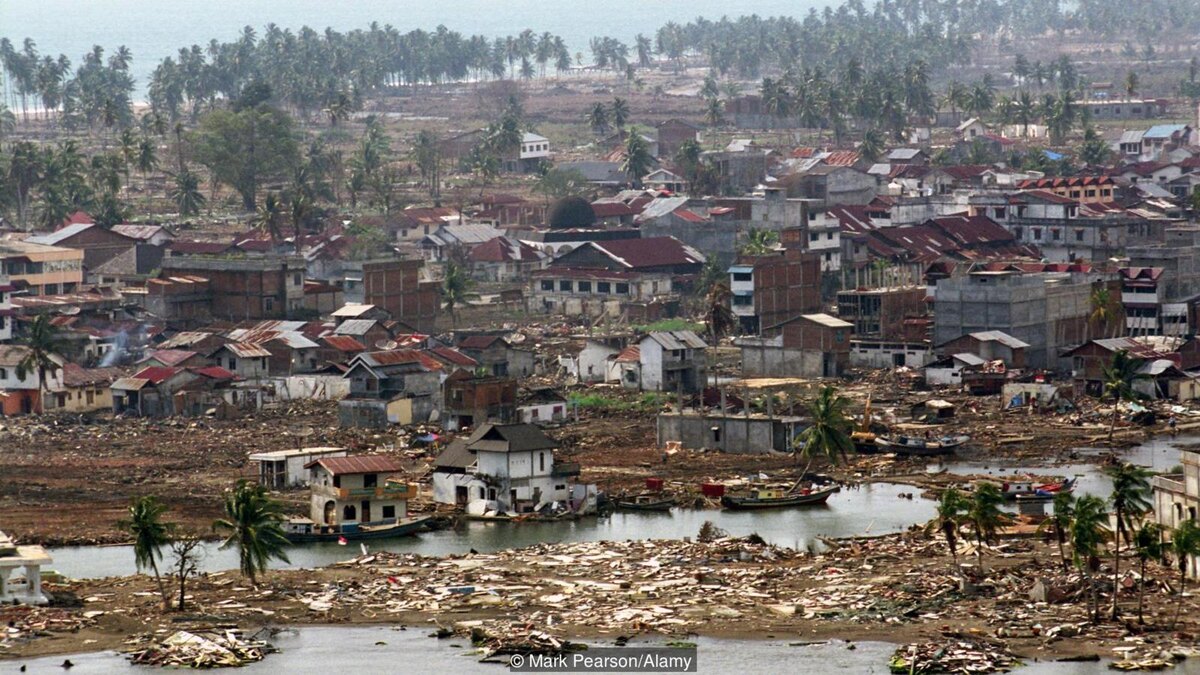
312,483,416,500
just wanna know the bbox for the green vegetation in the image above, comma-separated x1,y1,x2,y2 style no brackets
213,480,291,586
793,385,853,474
119,495,175,609
632,319,705,334
568,391,670,413
1105,462,1152,620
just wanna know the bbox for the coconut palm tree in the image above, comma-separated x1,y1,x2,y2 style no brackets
1170,518,1200,629
610,97,630,130
1105,462,1153,619
1071,495,1109,623
621,131,653,187
442,260,473,327
1103,350,1142,444
120,495,175,609
1089,286,1118,340
792,385,853,476
1037,490,1076,571
704,98,725,128
933,487,967,579
212,480,290,586
168,168,206,217
967,483,1010,569
586,102,609,134
16,314,64,414
858,129,885,163
739,228,778,255
704,280,736,341
253,191,287,242
1133,522,1164,624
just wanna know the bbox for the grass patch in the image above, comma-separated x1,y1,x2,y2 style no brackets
632,319,705,334
569,391,672,412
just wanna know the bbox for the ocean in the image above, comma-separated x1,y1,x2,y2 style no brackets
1,0,830,98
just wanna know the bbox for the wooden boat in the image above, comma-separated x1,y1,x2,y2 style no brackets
721,484,838,510
283,516,432,543
615,494,676,511
1014,479,1076,502
874,434,970,456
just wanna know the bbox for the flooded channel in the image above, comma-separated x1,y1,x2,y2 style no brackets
49,482,933,579
11,626,1193,673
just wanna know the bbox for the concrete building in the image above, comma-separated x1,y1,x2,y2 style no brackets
337,350,444,427
442,371,518,431
0,345,65,416
1126,227,1200,336
160,255,306,320
728,248,822,336
306,455,414,527
836,286,928,341
26,223,137,279
431,423,589,516
0,277,13,343
736,313,852,378
0,531,51,605
936,330,1030,368
249,447,348,489
0,240,84,295
1152,445,1200,579
656,410,804,454
612,330,707,393
933,270,1095,370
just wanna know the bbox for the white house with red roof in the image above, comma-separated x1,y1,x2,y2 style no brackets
466,236,547,282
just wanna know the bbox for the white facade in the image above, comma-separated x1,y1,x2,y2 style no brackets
1153,448,1200,578
473,447,569,513
0,354,64,392
573,340,621,383
0,280,12,343
807,211,842,271
519,133,550,160
729,265,755,322
249,447,347,488
518,400,567,424
0,531,51,605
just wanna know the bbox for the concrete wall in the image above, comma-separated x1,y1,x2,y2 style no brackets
738,341,827,378
656,412,793,453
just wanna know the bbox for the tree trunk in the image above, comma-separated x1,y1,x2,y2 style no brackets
178,568,187,611
1109,395,1120,444
1138,556,1146,625
150,560,170,610
1112,514,1122,620
1057,530,1069,570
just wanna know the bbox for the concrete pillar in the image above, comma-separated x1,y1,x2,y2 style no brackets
0,567,9,601
26,565,40,599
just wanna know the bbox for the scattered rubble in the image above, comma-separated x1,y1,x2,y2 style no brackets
888,638,1019,673
125,629,276,668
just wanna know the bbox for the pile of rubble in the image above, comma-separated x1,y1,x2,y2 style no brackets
0,605,98,649
126,629,276,668
888,638,1019,673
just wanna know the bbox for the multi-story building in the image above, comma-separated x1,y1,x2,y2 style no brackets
1124,226,1200,337
341,258,440,333
0,240,84,296
728,248,822,335
0,277,13,342
933,269,1098,370
160,255,306,320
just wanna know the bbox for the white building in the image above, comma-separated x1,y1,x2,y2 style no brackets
432,423,592,516
306,455,412,526
0,531,51,605
1153,446,1200,578
249,447,348,489
520,132,551,161
0,345,65,415
613,331,707,393
807,210,842,271
0,277,12,343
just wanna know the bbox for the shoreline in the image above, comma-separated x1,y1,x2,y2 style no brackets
2,532,1192,667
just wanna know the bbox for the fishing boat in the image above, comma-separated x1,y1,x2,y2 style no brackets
282,515,433,543
721,484,838,510
986,477,1075,501
614,493,676,511
874,434,970,456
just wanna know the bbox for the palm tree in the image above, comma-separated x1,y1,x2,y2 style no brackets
442,260,473,326
858,129,885,163
610,97,630,129
1071,495,1109,623
212,480,290,586
739,228,778,255
119,495,174,609
704,98,725,128
1170,518,1200,629
0,103,16,143
933,487,967,580
621,131,653,187
16,315,64,414
1105,462,1152,620
586,102,609,134
253,191,287,242
1124,71,1139,100
168,168,206,217
1133,523,1164,624
704,280,736,340
792,385,853,476
1037,491,1076,571
1103,350,1141,444
967,483,1010,569
1089,285,1118,340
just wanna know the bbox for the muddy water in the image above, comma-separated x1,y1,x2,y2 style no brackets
48,482,933,579
10,626,1182,673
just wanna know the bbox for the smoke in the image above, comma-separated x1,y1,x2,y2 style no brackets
100,329,128,367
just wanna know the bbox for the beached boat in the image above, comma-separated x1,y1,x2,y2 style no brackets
721,484,838,510
282,516,432,544
851,395,879,453
1013,478,1076,502
874,434,970,456
614,494,675,511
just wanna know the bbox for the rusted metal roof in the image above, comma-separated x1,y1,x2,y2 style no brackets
305,455,404,475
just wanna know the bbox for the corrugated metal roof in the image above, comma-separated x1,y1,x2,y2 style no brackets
334,319,379,336
968,330,1031,349
321,335,367,352
306,455,405,475
111,377,151,390
952,353,987,366
585,237,704,269
222,342,273,358
646,330,708,350
802,313,853,328
26,223,97,245
331,303,376,317
139,349,198,367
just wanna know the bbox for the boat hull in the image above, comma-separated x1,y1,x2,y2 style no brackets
614,500,674,512
284,517,432,543
721,486,837,510
875,435,969,456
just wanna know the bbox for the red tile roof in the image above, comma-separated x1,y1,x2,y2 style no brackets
190,365,238,380
140,349,198,367
822,151,861,166
321,335,367,352
582,237,704,269
459,335,503,349
468,236,544,263
614,345,641,363
428,346,480,367
672,208,707,223
1020,189,1077,205
305,455,405,475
